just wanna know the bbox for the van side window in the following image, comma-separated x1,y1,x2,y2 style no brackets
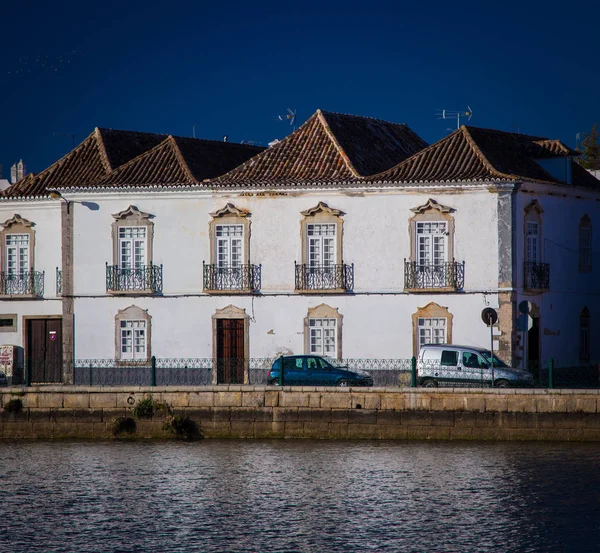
440,350,458,366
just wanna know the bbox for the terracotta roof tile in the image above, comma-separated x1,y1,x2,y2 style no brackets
370,126,600,189
212,109,427,187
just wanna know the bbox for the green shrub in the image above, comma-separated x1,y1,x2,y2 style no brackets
4,398,23,413
111,417,136,436
132,396,156,419
162,415,202,440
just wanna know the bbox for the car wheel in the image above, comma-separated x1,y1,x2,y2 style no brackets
495,379,510,388
269,379,282,386
422,379,437,388
336,379,349,387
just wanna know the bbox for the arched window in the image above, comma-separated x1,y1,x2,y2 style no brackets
115,305,151,363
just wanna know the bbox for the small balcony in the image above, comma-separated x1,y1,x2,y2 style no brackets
295,262,354,292
203,263,261,293
106,264,163,294
524,262,550,291
0,271,44,297
404,260,465,291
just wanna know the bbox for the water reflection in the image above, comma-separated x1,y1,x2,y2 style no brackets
0,441,598,552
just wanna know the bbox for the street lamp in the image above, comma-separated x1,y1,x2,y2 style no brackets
49,190,71,214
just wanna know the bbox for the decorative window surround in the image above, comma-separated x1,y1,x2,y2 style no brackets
304,304,342,359
297,202,353,292
115,305,151,364
406,199,463,291
108,206,162,294
411,302,453,356
0,314,17,332
0,214,43,298
579,215,592,273
204,204,260,293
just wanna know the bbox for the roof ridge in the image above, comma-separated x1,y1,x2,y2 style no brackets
167,135,198,184
94,127,113,172
460,126,511,180
318,109,408,127
316,109,362,178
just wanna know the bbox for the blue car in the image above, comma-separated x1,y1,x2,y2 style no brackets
268,355,373,387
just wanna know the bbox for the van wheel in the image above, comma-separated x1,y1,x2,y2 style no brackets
422,379,437,388
495,379,510,388
336,379,349,387
269,379,281,386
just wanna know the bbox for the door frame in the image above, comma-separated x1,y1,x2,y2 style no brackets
211,305,249,384
23,315,63,383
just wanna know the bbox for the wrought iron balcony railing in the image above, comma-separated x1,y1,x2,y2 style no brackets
203,263,261,292
106,263,163,294
295,262,354,292
524,262,550,290
56,267,62,296
0,271,44,296
404,260,465,290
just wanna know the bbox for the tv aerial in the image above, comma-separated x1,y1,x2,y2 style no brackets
276,108,297,131
435,106,473,130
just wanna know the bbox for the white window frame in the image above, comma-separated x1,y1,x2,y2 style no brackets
416,222,447,266
526,222,539,263
309,318,337,355
418,317,447,350
215,224,244,269
5,234,30,275
307,223,337,269
119,319,147,361
118,227,147,270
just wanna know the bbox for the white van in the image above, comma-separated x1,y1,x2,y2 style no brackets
417,344,534,388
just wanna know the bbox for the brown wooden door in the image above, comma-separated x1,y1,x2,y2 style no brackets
216,319,244,384
27,319,62,383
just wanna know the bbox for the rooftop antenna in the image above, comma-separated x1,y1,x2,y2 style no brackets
435,106,473,130
53,132,77,150
576,132,581,150
276,108,297,131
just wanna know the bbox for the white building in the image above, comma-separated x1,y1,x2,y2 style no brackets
0,111,598,384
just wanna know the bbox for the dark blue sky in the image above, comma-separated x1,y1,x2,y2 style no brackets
1,0,599,176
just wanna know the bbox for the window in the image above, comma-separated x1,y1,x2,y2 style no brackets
0,314,17,332
440,350,458,366
5,234,30,274
412,302,453,356
526,222,539,263
309,318,337,355
462,352,484,368
418,317,446,349
579,216,592,272
115,305,151,363
304,304,342,359
120,320,146,361
407,199,462,290
580,308,590,361
109,206,159,293
417,222,447,266
206,204,257,292
297,203,352,291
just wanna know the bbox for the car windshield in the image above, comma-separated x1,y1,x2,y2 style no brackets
479,351,508,368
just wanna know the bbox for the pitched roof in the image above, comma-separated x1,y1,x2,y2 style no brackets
369,126,600,188
93,136,264,187
1,129,264,197
1,128,167,198
212,109,428,187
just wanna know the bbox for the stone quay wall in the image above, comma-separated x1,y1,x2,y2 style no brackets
1,386,600,441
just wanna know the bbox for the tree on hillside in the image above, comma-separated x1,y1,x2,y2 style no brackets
579,124,600,170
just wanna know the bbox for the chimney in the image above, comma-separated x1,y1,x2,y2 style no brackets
10,159,26,183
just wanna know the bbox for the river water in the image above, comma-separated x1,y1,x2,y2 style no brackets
0,440,598,553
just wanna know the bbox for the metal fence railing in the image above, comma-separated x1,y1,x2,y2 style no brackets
4,356,599,389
